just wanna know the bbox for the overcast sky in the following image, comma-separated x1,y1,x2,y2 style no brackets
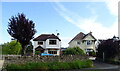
0,0,119,47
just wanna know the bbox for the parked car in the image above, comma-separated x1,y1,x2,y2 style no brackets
40,53,54,56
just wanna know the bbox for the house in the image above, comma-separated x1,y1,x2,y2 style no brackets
68,32,96,55
33,34,61,56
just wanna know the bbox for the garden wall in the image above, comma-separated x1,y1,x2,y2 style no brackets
3,55,89,67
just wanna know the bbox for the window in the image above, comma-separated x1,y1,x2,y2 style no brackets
77,42,80,45
85,49,93,52
49,40,56,45
48,50,57,54
86,40,92,45
38,41,43,45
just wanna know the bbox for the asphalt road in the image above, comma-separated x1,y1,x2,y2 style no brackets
91,61,120,69
83,60,120,71
63,60,120,71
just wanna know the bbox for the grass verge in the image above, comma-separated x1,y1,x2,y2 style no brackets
4,59,93,71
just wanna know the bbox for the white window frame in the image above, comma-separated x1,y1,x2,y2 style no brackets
49,39,57,45
86,40,92,45
77,42,80,45
38,41,43,45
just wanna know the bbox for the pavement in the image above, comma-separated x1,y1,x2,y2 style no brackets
0,60,4,71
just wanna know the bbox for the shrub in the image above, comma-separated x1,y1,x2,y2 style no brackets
63,46,85,55
2,40,22,55
97,39,120,60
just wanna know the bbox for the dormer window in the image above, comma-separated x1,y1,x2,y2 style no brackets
38,41,43,45
86,40,92,45
49,40,56,45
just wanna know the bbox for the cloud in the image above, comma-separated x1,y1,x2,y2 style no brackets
60,36,71,47
79,17,118,39
104,0,119,16
52,1,118,47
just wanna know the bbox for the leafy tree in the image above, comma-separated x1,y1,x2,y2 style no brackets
7,13,36,56
97,39,120,60
2,40,22,55
63,46,85,55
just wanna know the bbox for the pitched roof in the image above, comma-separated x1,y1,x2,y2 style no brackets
83,32,96,40
33,34,61,41
35,46,45,51
68,32,96,44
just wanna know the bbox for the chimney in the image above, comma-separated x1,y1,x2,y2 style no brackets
89,31,92,34
57,33,60,37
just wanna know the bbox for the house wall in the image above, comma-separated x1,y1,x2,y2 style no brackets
83,35,95,40
83,35,96,52
69,34,96,53
34,39,61,49
46,39,61,49
33,39,61,56
45,49,60,55
34,41,46,49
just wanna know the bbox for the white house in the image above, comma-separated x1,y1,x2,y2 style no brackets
68,32,96,55
33,34,61,56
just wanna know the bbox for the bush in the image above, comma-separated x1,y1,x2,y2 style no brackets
2,40,22,55
97,39,120,60
63,46,85,55
5,60,93,71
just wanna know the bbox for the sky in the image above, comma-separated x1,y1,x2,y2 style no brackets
0,0,119,47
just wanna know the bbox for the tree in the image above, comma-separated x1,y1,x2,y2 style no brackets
7,13,36,56
2,40,22,55
97,39,120,60
63,46,85,55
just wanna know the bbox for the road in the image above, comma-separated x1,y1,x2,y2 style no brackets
63,60,120,71
80,60,120,71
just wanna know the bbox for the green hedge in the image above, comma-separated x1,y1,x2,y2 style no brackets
5,60,93,71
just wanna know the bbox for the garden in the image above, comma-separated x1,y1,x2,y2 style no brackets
2,47,94,71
